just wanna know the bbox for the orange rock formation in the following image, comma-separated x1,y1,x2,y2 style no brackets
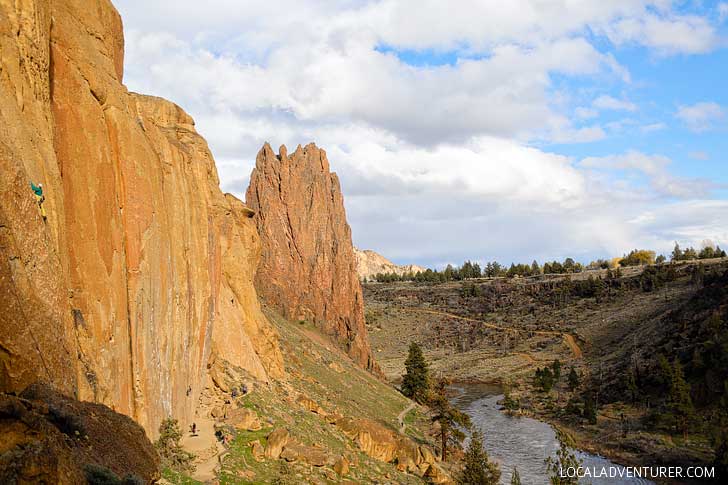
246,143,379,373
0,0,282,436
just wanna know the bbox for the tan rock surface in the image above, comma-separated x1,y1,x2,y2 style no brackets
0,0,282,437
264,427,290,459
354,248,425,281
246,143,379,373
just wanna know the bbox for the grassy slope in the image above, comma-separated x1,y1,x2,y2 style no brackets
169,307,434,485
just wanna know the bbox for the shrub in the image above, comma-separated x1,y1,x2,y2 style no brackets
155,418,196,473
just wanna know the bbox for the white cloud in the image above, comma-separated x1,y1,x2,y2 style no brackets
676,102,725,132
602,13,719,55
575,107,599,119
114,0,727,265
688,151,709,160
593,95,637,111
581,151,715,199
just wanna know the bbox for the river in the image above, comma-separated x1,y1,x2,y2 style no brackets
451,384,654,484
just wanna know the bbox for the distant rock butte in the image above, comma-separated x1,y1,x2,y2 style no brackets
0,0,282,437
354,248,425,281
246,143,380,373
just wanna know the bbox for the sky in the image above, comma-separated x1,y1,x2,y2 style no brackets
115,0,728,268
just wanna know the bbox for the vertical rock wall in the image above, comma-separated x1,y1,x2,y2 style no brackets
246,143,379,373
0,0,282,437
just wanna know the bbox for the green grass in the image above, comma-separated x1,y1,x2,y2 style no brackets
206,308,433,484
161,468,203,485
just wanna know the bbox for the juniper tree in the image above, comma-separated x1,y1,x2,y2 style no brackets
668,360,694,439
401,342,430,403
457,430,500,485
567,366,579,392
430,378,471,461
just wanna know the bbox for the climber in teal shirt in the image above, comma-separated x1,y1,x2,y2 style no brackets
30,181,47,221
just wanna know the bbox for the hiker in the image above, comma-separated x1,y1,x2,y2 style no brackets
231,387,238,398
30,181,47,221
191,422,197,436
242,383,248,395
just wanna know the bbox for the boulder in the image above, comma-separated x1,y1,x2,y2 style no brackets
419,444,437,464
264,428,290,459
424,463,452,484
226,407,262,431
296,395,327,416
251,440,264,461
336,417,399,463
333,456,350,476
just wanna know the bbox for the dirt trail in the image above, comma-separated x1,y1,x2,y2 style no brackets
402,307,583,359
181,416,223,483
397,402,416,434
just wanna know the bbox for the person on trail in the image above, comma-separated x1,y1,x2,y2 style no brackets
30,182,47,221
191,422,197,436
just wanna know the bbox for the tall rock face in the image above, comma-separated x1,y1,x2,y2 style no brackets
0,0,282,437
246,143,379,373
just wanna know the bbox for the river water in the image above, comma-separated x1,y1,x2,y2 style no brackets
450,384,654,485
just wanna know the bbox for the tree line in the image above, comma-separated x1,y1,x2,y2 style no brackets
368,243,727,284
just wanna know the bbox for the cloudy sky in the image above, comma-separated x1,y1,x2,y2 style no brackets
116,0,728,268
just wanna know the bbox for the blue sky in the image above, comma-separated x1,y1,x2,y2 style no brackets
116,0,728,268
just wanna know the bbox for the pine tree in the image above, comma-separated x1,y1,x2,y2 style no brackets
626,366,638,404
668,360,694,439
510,467,522,485
583,394,597,424
430,378,471,460
156,418,195,473
401,342,430,403
552,359,562,381
457,430,501,484
567,366,579,391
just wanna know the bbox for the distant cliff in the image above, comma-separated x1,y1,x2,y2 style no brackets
0,0,282,436
354,248,425,281
246,143,380,373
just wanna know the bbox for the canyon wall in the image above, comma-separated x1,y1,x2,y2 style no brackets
0,0,282,436
354,248,425,281
246,143,379,373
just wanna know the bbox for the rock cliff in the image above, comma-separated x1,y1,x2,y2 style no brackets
246,143,379,373
0,0,282,437
354,248,425,281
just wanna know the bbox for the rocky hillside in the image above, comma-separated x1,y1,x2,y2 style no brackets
246,143,379,373
0,0,281,437
354,248,425,281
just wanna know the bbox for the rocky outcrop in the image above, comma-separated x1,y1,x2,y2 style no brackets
334,416,437,475
0,0,282,437
0,384,159,484
354,248,425,281
246,143,378,372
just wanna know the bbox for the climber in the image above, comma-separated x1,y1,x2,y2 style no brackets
30,181,47,222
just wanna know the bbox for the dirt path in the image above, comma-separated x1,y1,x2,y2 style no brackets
397,402,416,434
181,417,223,483
402,307,583,359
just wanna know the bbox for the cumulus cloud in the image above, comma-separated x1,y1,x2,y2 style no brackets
114,0,726,265
581,151,716,199
676,102,725,133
